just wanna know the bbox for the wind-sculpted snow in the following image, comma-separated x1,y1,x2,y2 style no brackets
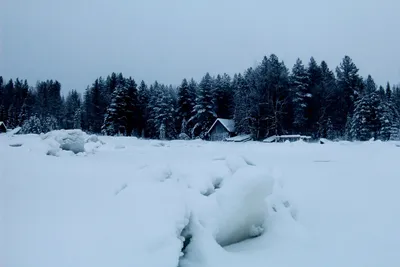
2,134,400,267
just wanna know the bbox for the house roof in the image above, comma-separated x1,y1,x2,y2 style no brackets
0,121,6,129
207,118,235,134
225,134,252,142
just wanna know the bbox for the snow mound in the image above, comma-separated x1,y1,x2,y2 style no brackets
178,133,191,140
42,130,87,154
225,155,249,174
214,166,274,246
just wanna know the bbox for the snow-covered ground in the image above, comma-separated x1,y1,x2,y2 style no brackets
1,133,400,267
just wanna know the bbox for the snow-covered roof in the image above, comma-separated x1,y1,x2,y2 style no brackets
207,118,235,134
263,135,311,142
0,121,7,129
225,134,252,142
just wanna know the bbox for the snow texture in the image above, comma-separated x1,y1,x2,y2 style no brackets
2,135,400,267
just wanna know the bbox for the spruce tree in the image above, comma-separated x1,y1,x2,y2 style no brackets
153,85,176,139
290,58,311,133
350,95,374,141
125,77,139,136
138,80,150,137
336,56,363,132
364,75,377,94
65,90,82,129
306,57,323,136
177,78,196,134
386,82,392,100
102,84,130,136
190,73,216,138
213,73,233,119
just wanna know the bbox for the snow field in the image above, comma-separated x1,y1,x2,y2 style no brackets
1,133,400,267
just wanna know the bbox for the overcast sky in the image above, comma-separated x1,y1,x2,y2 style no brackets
1,0,399,93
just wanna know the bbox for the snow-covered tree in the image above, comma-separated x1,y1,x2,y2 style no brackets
290,58,311,132
138,80,150,137
153,85,176,139
233,72,253,135
21,115,42,134
336,56,363,131
190,73,216,138
102,84,130,136
64,90,82,129
177,78,195,134
350,93,380,141
213,73,233,119
364,75,377,95
377,100,400,141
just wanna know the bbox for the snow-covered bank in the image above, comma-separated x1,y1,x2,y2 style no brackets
1,134,400,267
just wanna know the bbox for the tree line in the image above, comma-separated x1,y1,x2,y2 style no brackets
1,54,400,141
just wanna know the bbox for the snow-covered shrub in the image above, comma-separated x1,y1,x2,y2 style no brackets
178,133,190,140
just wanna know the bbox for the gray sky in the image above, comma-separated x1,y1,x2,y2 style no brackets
1,0,399,93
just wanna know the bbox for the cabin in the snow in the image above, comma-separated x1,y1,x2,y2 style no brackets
0,121,7,133
206,118,235,141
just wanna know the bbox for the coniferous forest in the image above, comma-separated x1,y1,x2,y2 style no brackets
1,54,400,141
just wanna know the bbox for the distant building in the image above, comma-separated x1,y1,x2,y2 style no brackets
206,118,235,141
0,121,7,133
263,134,311,143
225,134,253,143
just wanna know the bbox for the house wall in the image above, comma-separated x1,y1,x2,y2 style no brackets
209,122,230,141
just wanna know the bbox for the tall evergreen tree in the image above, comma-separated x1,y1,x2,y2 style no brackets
102,84,130,135
65,90,82,129
290,58,311,133
138,80,150,137
364,75,377,94
213,73,233,119
153,85,176,139
125,77,139,136
190,73,216,138
336,56,363,132
177,78,196,134
386,82,392,100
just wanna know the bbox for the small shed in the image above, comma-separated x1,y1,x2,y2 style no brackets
0,121,7,133
207,118,235,141
225,134,253,143
263,134,311,143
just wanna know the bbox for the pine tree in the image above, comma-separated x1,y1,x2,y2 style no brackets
213,73,233,119
336,56,363,132
82,87,91,131
326,117,335,140
350,95,374,141
386,82,392,100
377,100,400,140
102,84,130,136
138,80,149,137
233,71,253,135
0,105,5,122
43,115,59,132
7,104,17,128
306,57,323,136
18,89,35,126
177,78,196,134
364,75,377,94
125,77,139,136
21,115,42,134
65,90,82,129
378,86,385,99
90,79,106,133
290,58,311,133
190,73,216,138
153,85,176,139
73,109,82,129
